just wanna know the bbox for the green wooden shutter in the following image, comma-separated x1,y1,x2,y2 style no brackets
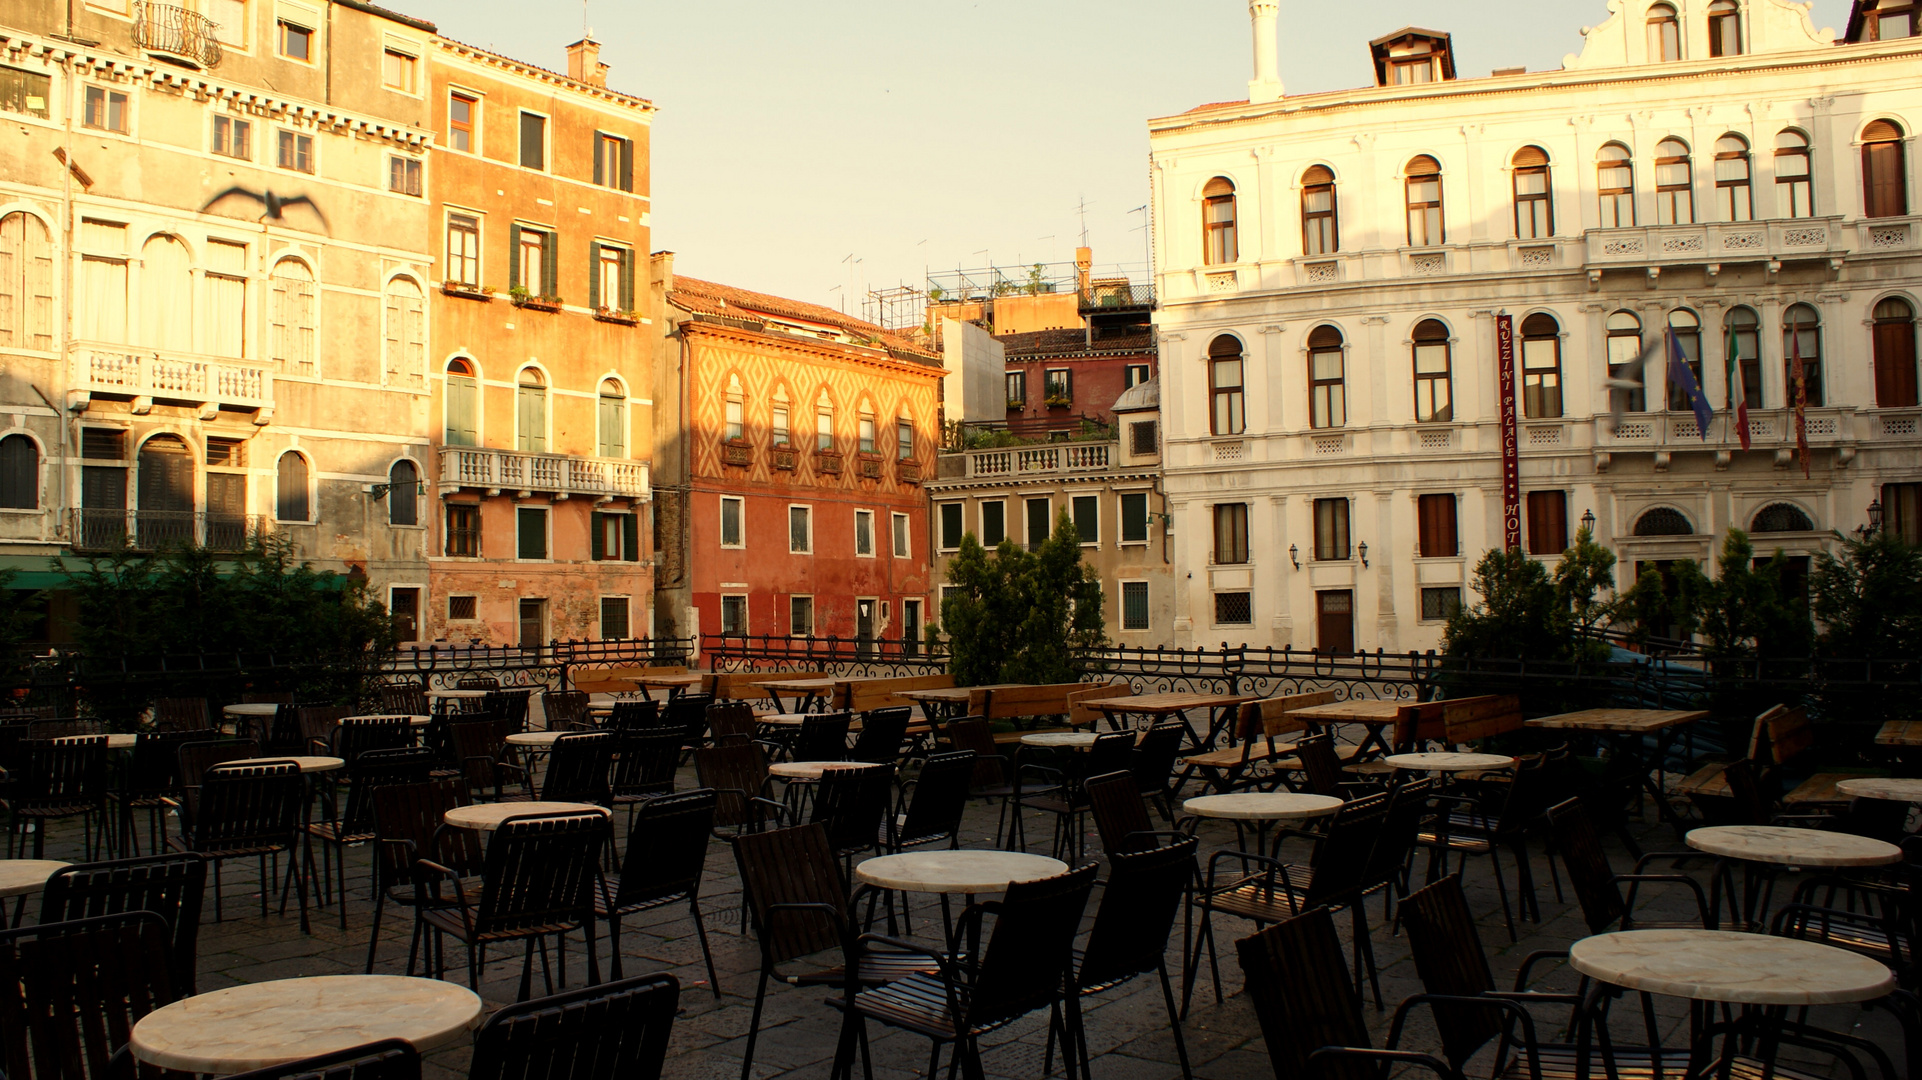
517,507,546,559
619,138,633,192
541,231,558,299
588,241,602,310
622,514,639,560
590,511,605,560
508,224,522,291
592,133,605,186
619,249,635,311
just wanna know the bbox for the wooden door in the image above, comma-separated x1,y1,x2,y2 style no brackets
205,472,246,549
136,435,194,548
1316,590,1354,655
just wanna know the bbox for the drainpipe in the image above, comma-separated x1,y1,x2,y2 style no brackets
56,42,78,542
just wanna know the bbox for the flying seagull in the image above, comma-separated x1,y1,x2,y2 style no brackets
200,187,330,232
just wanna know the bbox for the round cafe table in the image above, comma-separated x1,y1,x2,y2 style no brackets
225,756,345,774
129,974,482,1074
1835,777,1922,803
0,859,69,898
505,731,563,748
856,850,1066,895
768,760,886,780
1020,732,1099,750
1384,752,1516,773
1685,825,1901,930
1570,929,1894,1006
427,689,490,700
1186,792,1343,859
221,702,279,736
443,801,608,832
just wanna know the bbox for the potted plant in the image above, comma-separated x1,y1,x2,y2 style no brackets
595,306,638,325
1007,398,1025,410
1044,393,1072,409
442,279,490,299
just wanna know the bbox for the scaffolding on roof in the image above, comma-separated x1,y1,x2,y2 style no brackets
861,284,928,334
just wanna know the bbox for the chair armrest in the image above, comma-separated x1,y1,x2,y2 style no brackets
1513,949,1571,991
1386,993,1542,1080
1308,1046,1465,1080
749,795,792,826
1616,873,1714,929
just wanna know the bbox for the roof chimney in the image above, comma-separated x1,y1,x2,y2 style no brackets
566,36,609,87
1074,246,1093,297
1248,1,1283,103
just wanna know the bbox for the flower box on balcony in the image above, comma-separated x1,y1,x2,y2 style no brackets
1044,394,1072,409
858,456,883,479
771,448,798,471
594,307,639,326
898,460,923,484
815,451,843,475
441,281,493,302
720,441,753,467
1007,399,1025,411
509,288,564,312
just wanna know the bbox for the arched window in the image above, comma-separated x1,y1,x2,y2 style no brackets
1597,143,1635,228
444,358,478,446
1634,507,1693,536
1512,146,1553,238
1301,165,1337,256
859,405,877,454
0,434,38,509
1655,138,1695,225
1667,309,1703,412
1873,296,1918,407
275,451,310,522
138,434,195,548
382,278,426,388
516,368,547,453
1202,177,1238,265
1775,130,1814,218
1863,120,1908,218
140,235,193,353
816,391,834,451
388,459,419,526
1708,0,1743,56
1308,325,1346,429
724,374,745,442
1783,303,1825,407
1647,2,1681,60
1607,310,1647,412
0,213,54,352
1715,135,1752,221
771,387,791,447
1208,335,1245,436
1412,319,1452,422
1726,306,1762,408
270,260,317,376
1405,156,1443,247
1521,313,1562,418
1751,503,1814,533
598,378,627,457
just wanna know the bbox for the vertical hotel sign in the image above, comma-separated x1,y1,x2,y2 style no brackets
1496,313,1521,551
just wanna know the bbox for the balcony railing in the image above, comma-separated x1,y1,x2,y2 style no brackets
133,2,223,68
69,510,262,553
949,442,1114,479
1079,283,1155,312
1583,217,1846,270
437,447,650,499
1593,407,1856,449
75,344,273,412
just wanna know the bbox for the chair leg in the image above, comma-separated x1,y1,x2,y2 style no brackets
1350,898,1382,1011
365,889,387,974
1158,960,1194,1080
1487,844,1517,942
689,895,721,999
336,838,350,932
742,968,772,1080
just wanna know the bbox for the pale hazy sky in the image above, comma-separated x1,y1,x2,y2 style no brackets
396,0,1853,317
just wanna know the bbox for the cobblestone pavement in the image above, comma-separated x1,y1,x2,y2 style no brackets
24,768,1909,1080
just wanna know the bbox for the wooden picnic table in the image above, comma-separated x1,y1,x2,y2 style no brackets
897,683,1030,723
1527,708,1707,734
630,671,705,701
1874,720,1922,748
1285,698,1407,757
1086,692,1254,751
753,676,843,713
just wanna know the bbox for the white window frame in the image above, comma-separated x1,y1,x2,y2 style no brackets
517,108,549,172
719,495,745,549
446,86,483,156
937,502,964,553
515,503,551,562
380,39,421,96
81,83,131,136
445,210,481,287
789,594,815,637
979,499,1007,547
1119,579,1151,632
1071,493,1100,548
274,449,314,524
275,128,315,174
854,509,876,558
788,503,813,554
891,512,910,558
446,594,480,622
1117,488,1153,548
599,595,631,639
211,113,252,160
274,11,316,63
719,593,748,636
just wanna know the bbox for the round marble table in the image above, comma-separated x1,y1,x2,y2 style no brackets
55,733,136,750
769,760,886,780
1569,929,1894,1006
224,756,345,774
1184,793,1344,821
0,859,69,898
222,703,281,718
443,801,608,831
505,731,563,748
1835,777,1922,803
343,714,433,727
1685,825,1901,868
1020,731,1098,750
1384,752,1517,772
854,851,1068,895
129,974,483,1074
427,689,491,700
758,713,810,727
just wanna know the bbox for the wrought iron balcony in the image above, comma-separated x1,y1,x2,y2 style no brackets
74,343,273,414
437,447,650,500
69,509,263,553
1079,282,1155,313
134,2,223,68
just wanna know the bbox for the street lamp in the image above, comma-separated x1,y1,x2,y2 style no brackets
1357,541,1369,568
1580,508,1596,535
1288,544,1300,570
1864,499,1884,538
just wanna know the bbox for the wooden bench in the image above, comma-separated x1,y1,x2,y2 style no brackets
709,670,826,714
976,682,1095,745
1066,682,1135,728
1674,705,1874,809
1181,690,1335,793
836,673,955,714
1442,695,1525,746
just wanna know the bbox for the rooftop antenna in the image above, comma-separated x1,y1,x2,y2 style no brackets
1076,195,1091,248
1128,204,1150,279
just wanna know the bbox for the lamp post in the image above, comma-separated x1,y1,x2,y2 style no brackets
1862,499,1883,539
1580,508,1597,536
1288,544,1299,570
1357,541,1369,568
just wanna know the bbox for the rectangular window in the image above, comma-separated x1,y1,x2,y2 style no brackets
515,228,547,295
859,416,877,454
212,115,251,159
600,597,630,639
981,501,1006,547
205,438,244,466
1421,587,1462,621
1527,491,1569,555
772,406,790,446
724,399,744,441
1125,364,1150,389
1044,368,1072,404
82,428,125,461
896,420,913,461
790,595,814,637
516,506,548,560
0,66,52,119
1213,503,1249,564
448,92,476,152
939,503,963,550
1417,494,1459,558
816,409,833,451
1884,483,1922,544
83,86,127,133
789,505,812,553
448,594,478,621
1072,494,1098,546
388,587,420,642
855,509,875,557
593,131,633,191
1120,492,1149,544
446,214,480,286
1025,497,1050,550
277,130,313,173
595,244,628,312
1130,420,1158,456
382,48,417,93
1313,498,1351,561
720,595,747,636
892,512,910,558
590,512,638,562
720,496,744,548
388,156,421,196
518,111,546,170
1007,371,1026,406
1215,592,1253,626
444,503,479,557
277,20,311,60
1121,581,1150,631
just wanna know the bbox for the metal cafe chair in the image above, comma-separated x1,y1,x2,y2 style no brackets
594,788,719,991
469,973,680,1080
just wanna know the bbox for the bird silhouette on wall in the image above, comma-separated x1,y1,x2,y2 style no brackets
200,187,330,233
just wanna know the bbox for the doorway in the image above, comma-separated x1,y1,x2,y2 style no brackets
518,598,547,650
389,587,420,643
136,434,194,548
1316,590,1355,655
902,598,922,656
856,598,876,659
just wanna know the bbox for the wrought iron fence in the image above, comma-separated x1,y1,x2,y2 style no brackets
705,633,947,678
68,509,262,552
133,2,222,68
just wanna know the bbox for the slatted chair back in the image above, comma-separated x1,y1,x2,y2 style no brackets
1235,906,1378,1080
812,765,893,857
1079,836,1198,989
664,693,715,732
469,973,680,1080
474,811,609,937
894,750,976,850
1545,797,1625,933
39,853,207,996
1292,734,1347,797
1086,770,1160,857
693,742,769,831
123,729,214,799
446,717,520,799
1065,682,1134,728
606,699,660,732
942,718,1009,790
1441,696,1523,747
1720,759,1772,824
1400,874,1505,1070
457,676,500,691
792,712,852,763
29,719,102,740
962,864,1099,1032
705,701,756,743
220,1038,421,1080
242,691,294,705
1129,722,1185,798
541,690,592,732
1083,730,1136,783
849,707,911,765
0,911,180,1080
1362,777,1435,898
20,737,109,804
378,684,429,718
1751,705,1814,768
258,704,304,753
371,780,477,892
613,789,717,909
838,673,956,714
977,683,1085,724
483,689,533,730
153,697,209,732
296,706,353,750
338,748,438,834
1235,690,1338,744
186,763,304,854
541,733,614,804
610,728,682,801
733,823,848,965
1303,792,1389,909
332,717,412,764
177,738,259,790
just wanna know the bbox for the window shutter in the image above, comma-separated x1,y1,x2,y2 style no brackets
590,512,605,560
622,515,639,560
1864,142,1907,218
541,232,558,298
508,224,522,291
588,241,602,310
593,133,605,186
518,508,546,559
25,219,52,351
620,249,636,311
0,214,19,348
619,139,634,192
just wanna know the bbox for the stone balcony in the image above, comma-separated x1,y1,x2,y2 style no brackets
436,447,650,500
940,442,1114,480
1591,406,1860,470
72,343,274,419
1581,216,1867,285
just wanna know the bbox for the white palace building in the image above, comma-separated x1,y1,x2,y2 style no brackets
1149,0,1922,653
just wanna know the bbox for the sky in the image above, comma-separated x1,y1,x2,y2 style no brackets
397,0,1855,321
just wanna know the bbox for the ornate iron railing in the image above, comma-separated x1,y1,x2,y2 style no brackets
69,509,264,553
133,2,223,68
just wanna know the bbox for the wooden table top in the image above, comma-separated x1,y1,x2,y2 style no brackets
1528,708,1708,733
1088,692,1253,714
752,677,841,692
897,684,1027,704
633,673,705,688
1286,699,1405,724
1874,720,1922,747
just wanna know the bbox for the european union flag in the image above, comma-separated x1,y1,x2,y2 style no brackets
1667,329,1713,439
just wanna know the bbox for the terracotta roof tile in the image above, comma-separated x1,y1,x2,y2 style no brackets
996,327,1154,357
669,276,938,361
1183,99,1248,114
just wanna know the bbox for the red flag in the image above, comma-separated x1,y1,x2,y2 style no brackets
1791,326,1810,479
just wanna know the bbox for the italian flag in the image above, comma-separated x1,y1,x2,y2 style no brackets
1726,325,1751,451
